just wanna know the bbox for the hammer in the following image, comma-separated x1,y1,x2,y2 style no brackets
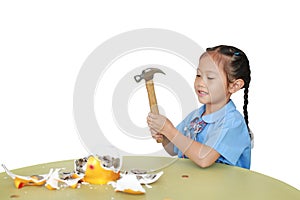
134,68,166,143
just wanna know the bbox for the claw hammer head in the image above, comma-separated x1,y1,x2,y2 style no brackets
134,68,165,83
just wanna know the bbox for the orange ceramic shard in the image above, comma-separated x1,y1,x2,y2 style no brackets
45,168,84,190
14,176,46,189
2,164,53,189
120,189,145,195
45,182,58,190
83,156,120,185
109,174,146,194
14,177,26,189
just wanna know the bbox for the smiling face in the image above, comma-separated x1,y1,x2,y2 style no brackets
194,53,231,114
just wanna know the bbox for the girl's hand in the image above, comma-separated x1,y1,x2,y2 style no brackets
147,113,175,136
149,128,164,141
147,113,177,156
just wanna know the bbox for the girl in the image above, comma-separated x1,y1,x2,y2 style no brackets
147,45,252,169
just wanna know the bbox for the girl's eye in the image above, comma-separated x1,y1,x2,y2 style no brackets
207,77,215,80
196,74,201,78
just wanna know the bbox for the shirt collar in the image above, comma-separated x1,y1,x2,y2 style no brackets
201,100,236,123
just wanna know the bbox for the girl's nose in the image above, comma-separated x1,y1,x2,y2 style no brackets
195,76,206,87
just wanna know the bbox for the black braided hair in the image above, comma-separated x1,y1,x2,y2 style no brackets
206,45,252,138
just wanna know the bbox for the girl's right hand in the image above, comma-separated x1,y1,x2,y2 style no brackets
149,128,164,141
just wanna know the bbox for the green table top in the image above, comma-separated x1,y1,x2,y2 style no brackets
1,156,299,200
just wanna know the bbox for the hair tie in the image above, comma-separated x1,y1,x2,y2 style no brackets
234,52,240,56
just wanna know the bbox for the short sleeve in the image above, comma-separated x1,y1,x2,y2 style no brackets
204,117,250,166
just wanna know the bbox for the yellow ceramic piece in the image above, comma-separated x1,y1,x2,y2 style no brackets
1,164,52,189
65,174,81,189
119,189,145,195
69,183,78,189
110,174,146,194
45,183,57,190
14,176,46,189
45,181,78,190
44,168,84,190
83,156,120,185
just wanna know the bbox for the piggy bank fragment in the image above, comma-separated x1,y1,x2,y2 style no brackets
81,155,120,185
45,168,84,190
109,174,146,194
1,164,53,189
126,169,164,185
108,170,164,194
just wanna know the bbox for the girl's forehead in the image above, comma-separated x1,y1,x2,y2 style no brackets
198,54,220,72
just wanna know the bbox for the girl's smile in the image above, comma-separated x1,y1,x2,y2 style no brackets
196,89,208,97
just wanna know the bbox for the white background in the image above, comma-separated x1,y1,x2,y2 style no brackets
0,0,299,190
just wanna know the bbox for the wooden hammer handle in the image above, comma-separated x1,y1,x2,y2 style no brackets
146,80,163,143
146,80,159,114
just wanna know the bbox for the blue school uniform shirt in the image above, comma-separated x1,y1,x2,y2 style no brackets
174,100,251,169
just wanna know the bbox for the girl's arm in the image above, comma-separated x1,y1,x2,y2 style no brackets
162,136,176,156
148,113,220,168
150,129,176,156
166,127,220,167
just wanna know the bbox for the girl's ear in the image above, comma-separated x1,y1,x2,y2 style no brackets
229,79,244,93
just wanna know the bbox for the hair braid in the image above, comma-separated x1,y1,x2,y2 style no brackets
243,87,249,132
